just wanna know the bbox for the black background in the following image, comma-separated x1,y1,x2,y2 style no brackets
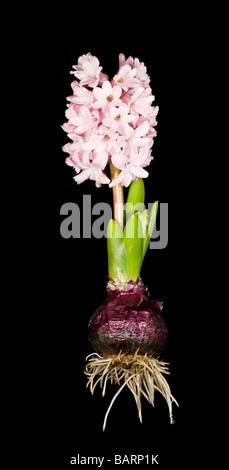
18,6,206,468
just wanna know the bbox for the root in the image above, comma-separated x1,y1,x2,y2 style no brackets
85,351,178,431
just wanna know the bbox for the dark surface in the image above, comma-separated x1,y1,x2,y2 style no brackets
17,7,206,468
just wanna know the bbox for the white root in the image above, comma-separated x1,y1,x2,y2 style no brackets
85,351,178,430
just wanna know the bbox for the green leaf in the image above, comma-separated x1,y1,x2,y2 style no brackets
138,209,148,268
107,219,129,283
125,178,145,222
138,209,148,241
142,201,158,260
123,214,143,282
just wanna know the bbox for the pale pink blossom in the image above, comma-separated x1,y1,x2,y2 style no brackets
62,136,84,155
134,59,150,86
117,120,151,156
64,146,110,188
128,57,150,86
69,107,100,136
65,104,80,121
102,104,134,133
73,150,110,187
149,106,159,126
65,150,82,172
70,80,79,90
119,88,133,106
82,126,120,156
74,166,110,187
75,148,109,175
71,53,103,88
130,144,153,168
63,141,85,172
118,54,150,87
93,81,122,112
67,84,93,107
62,122,83,141
113,65,139,91
109,146,152,188
109,164,133,187
62,121,76,137
129,87,155,118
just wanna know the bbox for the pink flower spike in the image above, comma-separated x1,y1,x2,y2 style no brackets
62,53,158,187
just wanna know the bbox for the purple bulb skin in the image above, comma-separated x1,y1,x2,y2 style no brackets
88,281,168,357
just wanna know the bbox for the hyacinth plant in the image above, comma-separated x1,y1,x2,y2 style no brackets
62,53,178,430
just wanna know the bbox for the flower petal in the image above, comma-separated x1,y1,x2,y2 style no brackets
111,153,129,170
109,171,125,187
134,120,149,138
93,151,108,170
83,60,95,75
130,166,149,178
102,80,112,94
131,146,149,165
113,85,122,98
80,106,91,118
93,87,105,100
73,168,92,184
81,136,102,150
92,100,105,109
119,53,126,68
123,172,133,187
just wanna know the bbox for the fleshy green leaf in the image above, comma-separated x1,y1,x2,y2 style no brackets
123,214,143,282
142,201,158,260
125,178,145,222
138,209,148,268
138,209,148,241
107,219,129,283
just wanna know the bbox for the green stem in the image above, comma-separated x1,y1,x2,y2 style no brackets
109,160,124,230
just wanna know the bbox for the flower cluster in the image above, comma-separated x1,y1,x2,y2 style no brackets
62,53,158,188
